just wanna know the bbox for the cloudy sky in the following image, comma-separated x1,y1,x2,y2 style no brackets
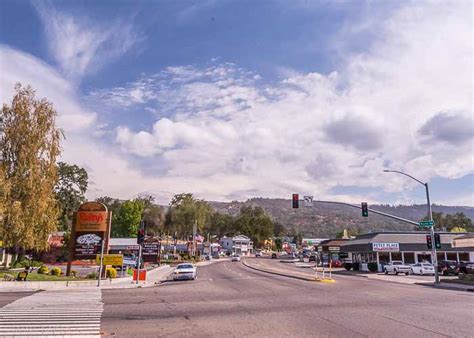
0,0,472,206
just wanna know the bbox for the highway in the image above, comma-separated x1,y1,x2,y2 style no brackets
101,260,474,337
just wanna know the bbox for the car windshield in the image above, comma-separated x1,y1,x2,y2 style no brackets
177,264,193,269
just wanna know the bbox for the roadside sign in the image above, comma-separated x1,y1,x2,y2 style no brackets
419,220,435,227
303,196,313,207
96,254,123,266
328,246,340,252
127,245,140,250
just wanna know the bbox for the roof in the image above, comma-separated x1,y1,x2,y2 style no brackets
319,239,349,247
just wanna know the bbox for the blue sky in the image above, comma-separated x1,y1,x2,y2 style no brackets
0,0,472,206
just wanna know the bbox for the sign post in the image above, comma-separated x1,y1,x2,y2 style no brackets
97,240,104,287
136,244,142,285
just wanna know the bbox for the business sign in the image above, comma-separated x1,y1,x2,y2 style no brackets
74,232,103,258
372,243,400,252
71,202,111,260
76,211,108,232
328,246,340,252
317,246,323,252
96,254,123,266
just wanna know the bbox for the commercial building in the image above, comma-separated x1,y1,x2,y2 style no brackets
219,235,253,255
317,239,350,263
341,231,474,272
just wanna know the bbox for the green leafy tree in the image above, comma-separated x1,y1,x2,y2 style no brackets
55,162,88,231
1,84,62,251
418,211,473,232
165,194,212,239
450,226,467,233
138,196,165,236
112,200,144,237
234,206,274,248
274,238,283,251
207,212,235,238
95,196,122,216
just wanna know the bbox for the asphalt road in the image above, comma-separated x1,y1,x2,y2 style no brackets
102,261,474,337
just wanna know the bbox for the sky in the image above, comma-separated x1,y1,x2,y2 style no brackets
0,0,473,206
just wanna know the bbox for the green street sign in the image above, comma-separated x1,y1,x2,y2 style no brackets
419,220,434,227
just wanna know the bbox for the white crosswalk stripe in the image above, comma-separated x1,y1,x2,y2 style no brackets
0,288,103,337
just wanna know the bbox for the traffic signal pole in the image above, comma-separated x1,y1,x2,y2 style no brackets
425,183,439,284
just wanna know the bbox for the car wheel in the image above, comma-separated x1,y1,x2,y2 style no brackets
420,271,423,275
395,270,398,275
405,272,409,276
384,269,388,275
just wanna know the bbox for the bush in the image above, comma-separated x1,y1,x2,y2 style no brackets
352,262,360,271
343,263,353,271
368,262,378,272
106,267,117,278
50,267,62,276
37,266,49,275
86,272,97,279
70,270,77,278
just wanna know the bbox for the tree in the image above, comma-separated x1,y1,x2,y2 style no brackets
1,84,62,251
112,199,144,238
273,222,286,237
418,211,473,232
95,196,122,216
335,228,360,239
450,226,467,233
55,162,88,231
234,206,274,248
165,194,212,239
138,196,165,237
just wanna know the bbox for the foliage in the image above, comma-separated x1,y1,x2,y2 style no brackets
418,212,473,232
450,226,467,233
50,267,62,276
96,196,122,216
336,228,360,239
106,267,117,278
112,199,144,237
273,222,286,237
86,272,97,279
164,194,212,239
55,162,88,231
37,266,49,275
0,84,62,250
139,196,165,236
70,270,77,278
11,259,42,269
367,262,378,272
234,206,274,248
207,212,236,238
274,238,283,251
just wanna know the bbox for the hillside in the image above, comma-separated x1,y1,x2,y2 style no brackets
209,198,474,238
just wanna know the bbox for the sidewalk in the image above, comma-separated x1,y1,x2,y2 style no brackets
0,265,174,292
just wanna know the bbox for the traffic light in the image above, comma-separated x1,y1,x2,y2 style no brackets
292,194,299,209
426,234,432,249
137,220,146,244
361,202,368,217
434,233,441,249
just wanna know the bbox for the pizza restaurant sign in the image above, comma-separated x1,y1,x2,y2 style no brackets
372,243,400,252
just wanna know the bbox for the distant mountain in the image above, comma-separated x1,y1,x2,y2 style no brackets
209,198,474,238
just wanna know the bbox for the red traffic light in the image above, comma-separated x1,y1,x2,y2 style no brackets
292,194,299,208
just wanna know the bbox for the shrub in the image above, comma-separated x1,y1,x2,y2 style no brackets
343,263,353,271
50,267,62,276
86,272,97,279
368,262,378,272
70,270,78,278
106,267,117,278
352,262,360,271
37,266,49,275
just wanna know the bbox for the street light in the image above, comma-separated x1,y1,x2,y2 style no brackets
383,169,439,284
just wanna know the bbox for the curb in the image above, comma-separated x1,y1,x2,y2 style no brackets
242,259,335,283
432,284,474,293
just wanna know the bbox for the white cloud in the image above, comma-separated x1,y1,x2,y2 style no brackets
104,1,472,204
33,2,143,80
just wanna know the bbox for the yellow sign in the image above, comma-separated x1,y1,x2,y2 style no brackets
0,240,3,247
96,254,123,266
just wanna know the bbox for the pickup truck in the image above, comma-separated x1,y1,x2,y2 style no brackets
384,261,411,275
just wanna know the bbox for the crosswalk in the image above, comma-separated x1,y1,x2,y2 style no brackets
0,288,103,336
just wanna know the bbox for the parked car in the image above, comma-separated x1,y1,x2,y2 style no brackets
458,261,474,274
309,254,317,262
331,260,342,268
438,260,459,276
232,254,241,262
271,253,278,259
173,263,197,280
255,250,262,257
410,263,435,275
384,261,411,275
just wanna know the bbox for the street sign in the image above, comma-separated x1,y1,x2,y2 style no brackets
419,220,435,227
96,254,123,266
303,196,313,207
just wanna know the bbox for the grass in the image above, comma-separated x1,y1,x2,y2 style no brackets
0,271,87,282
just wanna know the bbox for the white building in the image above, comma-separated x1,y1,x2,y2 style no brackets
219,235,254,255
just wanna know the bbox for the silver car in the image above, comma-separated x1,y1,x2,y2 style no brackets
411,263,435,275
173,263,197,280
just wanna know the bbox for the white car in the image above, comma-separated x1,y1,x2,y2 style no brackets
411,263,435,275
384,261,411,275
232,255,241,262
255,251,262,257
173,263,197,280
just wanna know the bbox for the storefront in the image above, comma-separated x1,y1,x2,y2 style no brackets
317,239,350,264
341,232,474,272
